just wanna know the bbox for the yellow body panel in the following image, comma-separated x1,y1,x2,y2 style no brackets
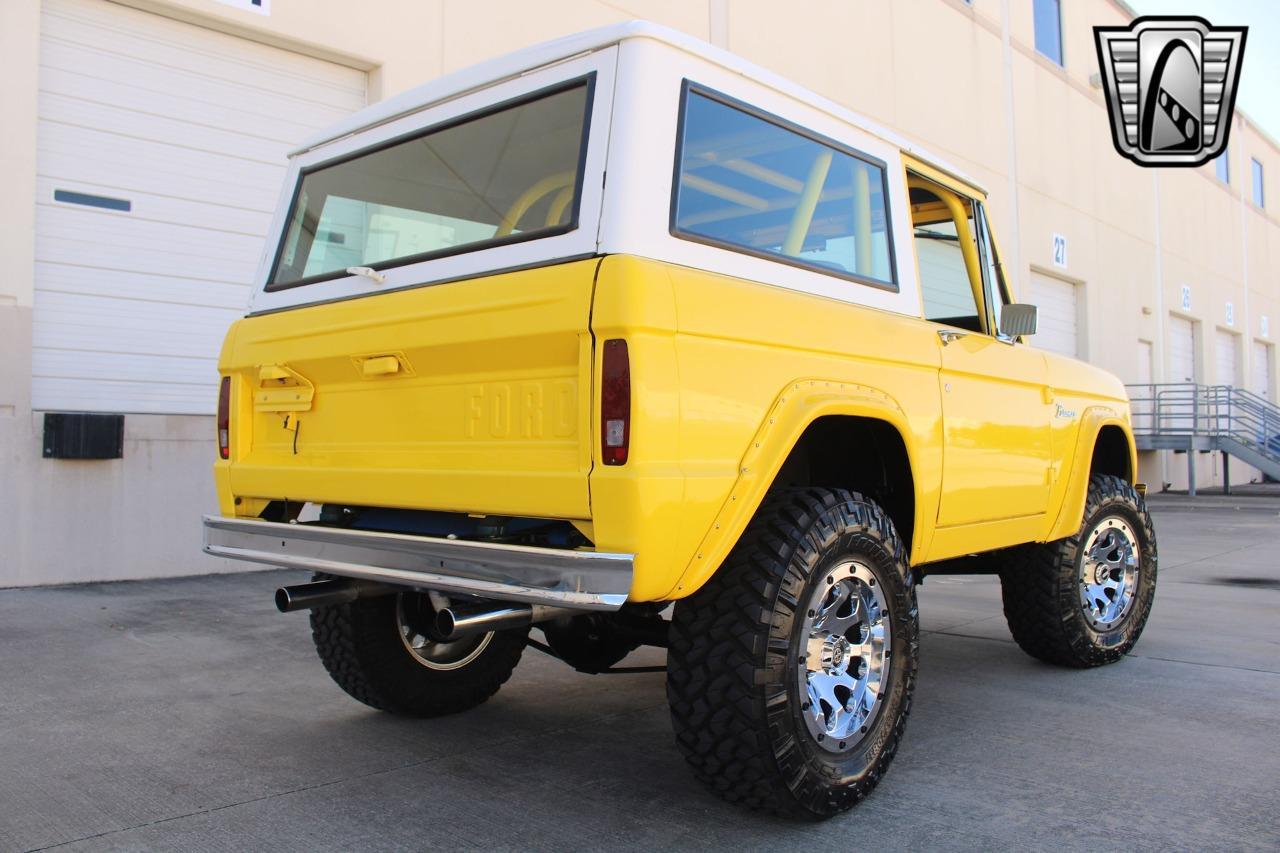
934,334,1052,526
584,256,1132,599
215,255,1135,603
1042,353,1136,541
214,260,600,521
586,255,947,599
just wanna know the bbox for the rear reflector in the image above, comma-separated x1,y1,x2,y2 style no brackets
217,376,230,460
600,339,630,466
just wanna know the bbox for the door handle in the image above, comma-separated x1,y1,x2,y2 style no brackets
938,329,970,345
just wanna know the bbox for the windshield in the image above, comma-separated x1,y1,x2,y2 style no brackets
269,78,593,289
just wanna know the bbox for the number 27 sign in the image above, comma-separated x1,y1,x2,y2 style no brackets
1052,233,1067,269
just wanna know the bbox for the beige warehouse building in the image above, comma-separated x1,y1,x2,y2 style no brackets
1,0,1277,587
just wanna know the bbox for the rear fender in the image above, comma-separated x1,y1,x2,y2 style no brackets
662,378,932,599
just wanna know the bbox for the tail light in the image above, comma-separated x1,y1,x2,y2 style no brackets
217,376,231,460
600,339,630,465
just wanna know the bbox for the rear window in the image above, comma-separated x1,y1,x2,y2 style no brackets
672,84,896,290
269,77,593,289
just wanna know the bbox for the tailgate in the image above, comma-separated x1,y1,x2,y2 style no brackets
220,259,600,520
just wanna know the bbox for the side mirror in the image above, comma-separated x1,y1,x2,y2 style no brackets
1000,303,1037,338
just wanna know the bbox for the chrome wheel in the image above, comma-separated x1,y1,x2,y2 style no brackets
1079,516,1140,630
798,560,892,752
396,595,493,671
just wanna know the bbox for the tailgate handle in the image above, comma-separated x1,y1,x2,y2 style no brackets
254,364,314,413
362,355,401,377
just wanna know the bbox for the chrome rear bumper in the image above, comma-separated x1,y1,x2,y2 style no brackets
202,515,632,611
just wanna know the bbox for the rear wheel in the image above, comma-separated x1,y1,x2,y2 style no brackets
309,585,527,716
999,474,1157,667
667,487,918,818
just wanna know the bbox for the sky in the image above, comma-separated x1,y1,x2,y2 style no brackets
1124,0,1280,142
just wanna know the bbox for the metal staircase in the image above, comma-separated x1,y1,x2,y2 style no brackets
1125,383,1280,495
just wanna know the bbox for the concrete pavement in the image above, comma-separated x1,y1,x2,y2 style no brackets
1,501,1277,852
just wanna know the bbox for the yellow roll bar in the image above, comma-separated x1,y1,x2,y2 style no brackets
853,164,872,277
496,171,576,237
906,174,985,326
545,185,575,227
782,150,832,257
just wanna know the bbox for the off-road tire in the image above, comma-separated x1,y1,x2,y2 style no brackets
309,587,527,716
999,474,1157,668
667,487,919,819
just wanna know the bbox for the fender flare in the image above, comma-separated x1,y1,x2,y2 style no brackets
1044,406,1137,542
661,378,931,599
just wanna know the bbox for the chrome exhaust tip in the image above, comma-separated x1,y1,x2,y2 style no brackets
274,579,391,613
435,602,577,639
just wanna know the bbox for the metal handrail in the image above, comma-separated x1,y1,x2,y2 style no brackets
1125,383,1280,466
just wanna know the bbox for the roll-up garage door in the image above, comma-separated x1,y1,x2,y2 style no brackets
1215,330,1241,386
1027,271,1079,358
33,0,366,414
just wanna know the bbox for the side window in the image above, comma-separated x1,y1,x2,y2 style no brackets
672,86,896,289
910,184,984,333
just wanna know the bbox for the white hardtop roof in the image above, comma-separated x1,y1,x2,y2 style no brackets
291,21,983,193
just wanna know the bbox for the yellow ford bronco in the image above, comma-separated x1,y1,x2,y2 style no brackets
205,23,1157,818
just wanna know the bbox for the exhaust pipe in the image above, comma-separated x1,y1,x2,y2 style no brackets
436,602,577,639
274,579,392,613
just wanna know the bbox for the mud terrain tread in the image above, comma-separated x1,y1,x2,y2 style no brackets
667,487,918,818
999,474,1157,668
309,590,526,717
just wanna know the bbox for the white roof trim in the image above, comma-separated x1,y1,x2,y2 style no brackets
290,20,983,192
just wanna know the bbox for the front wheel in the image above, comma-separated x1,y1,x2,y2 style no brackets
999,474,1158,667
309,584,528,716
667,487,919,819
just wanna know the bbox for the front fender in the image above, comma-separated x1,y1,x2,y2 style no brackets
1044,407,1137,542
660,378,938,599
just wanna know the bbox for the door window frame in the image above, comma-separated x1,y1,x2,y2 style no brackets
907,173,989,335
973,200,1015,343
907,172,1017,344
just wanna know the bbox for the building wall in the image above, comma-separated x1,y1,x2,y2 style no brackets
2,0,1278,586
